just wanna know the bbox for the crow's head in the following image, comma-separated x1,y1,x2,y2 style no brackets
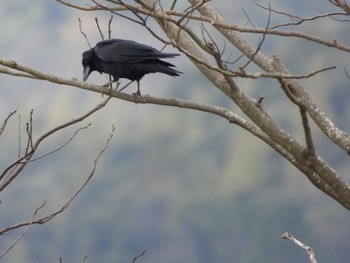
82,49,96,81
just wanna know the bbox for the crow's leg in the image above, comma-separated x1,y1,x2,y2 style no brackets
102,80,113,87
102,80,121,91
131,81,141,96
136,80,141,96
119,80,134,92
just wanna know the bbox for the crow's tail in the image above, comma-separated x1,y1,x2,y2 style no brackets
157,60,183,77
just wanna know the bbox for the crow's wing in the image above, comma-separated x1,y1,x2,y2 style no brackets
95,39,179,63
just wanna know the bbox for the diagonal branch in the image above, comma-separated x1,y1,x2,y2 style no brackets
0,202,46,259
0,110,17,135
300,107,316,158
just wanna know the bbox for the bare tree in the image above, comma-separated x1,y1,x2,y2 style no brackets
1,0,350,261
4,0,349,207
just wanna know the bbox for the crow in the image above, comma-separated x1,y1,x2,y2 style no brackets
82,39,182,95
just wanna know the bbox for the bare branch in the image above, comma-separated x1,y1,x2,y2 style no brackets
170,0,178,11
344,67,350,80
108,15,114,39
329,0,350,14
240,2,271,69
78,16,91,48
271,55,350,154
25,109,34,154
0,124,115,235
56,0,350,53
175,0,208,25
24,124,92,163
98,0,172,45
17,115,21,158
94,17,105,40
282,232,318,263
132,250,146,263
0,66,40,80
55,0,126,12
300,107,316,161
0,96,112,189
0,202,46,259
254,1,348,28
237,65,336,79
0,111,16,135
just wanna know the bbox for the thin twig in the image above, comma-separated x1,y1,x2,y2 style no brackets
242,8,256,28
0,110,16,135
95,17,104,40
282,232,317,263
108,15,114,39
300,107,316,167
0,202,46,259
330,0,350,14
254,1,348,28
17,114,21,158
103,0,171,44
24,124,92,163
132,250,146,263
170,0,178,10
78,16,91,48
241,2,271,69
25,109,34,154
344,67,350,80
82,248,90,263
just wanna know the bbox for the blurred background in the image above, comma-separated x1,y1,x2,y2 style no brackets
1,0,350,262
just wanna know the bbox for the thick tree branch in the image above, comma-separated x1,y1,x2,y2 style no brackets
136,0,350,209
187,0,350,155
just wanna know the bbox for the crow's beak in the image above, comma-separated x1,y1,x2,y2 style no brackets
83,65,90,81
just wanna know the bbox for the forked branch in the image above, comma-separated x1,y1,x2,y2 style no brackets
0,95,112,191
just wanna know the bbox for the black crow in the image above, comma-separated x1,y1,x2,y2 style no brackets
82,39,182,95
